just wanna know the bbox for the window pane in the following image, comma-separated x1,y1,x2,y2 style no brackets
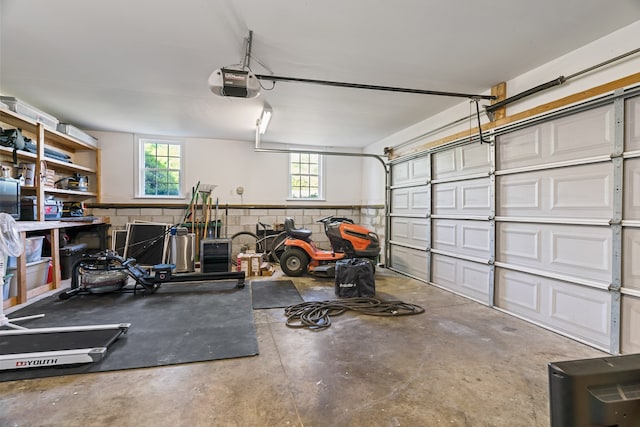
156,144,169,156
168,145,181,156
168,158,181,169
144,149,157,168
289,152,322,199
168,170,180,182
141,139,182,196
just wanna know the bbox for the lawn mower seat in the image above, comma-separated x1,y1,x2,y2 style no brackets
284,217,312,241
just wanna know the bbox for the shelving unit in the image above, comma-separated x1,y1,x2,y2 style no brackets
0,105,103,310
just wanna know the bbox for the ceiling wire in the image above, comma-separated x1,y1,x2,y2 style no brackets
241,31,276,91
473,98,491,144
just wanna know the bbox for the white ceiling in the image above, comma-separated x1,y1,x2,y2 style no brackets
1,0,640,148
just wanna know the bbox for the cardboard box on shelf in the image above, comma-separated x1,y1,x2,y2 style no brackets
250,255,261,276
237,253,251,275
236,253,264,276
260,262,275,276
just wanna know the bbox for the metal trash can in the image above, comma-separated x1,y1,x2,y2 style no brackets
168,227,195,273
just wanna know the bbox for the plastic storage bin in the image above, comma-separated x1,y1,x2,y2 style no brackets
25,236,45,263
56,123,98,148
7,235,45,268
0,96,59,130
6,258,50,293
60,243,88,280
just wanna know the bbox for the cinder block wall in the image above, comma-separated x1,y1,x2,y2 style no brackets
92,205,386,261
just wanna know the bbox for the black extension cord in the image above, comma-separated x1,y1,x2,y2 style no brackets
284,297,425,331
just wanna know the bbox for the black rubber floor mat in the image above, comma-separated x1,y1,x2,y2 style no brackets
251,280,303,309
0,281,258,382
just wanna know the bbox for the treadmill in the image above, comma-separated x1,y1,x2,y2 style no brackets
0,323,130,371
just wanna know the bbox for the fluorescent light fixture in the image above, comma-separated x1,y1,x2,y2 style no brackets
258,104,272,135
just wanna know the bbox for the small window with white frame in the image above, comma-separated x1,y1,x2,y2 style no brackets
136,136,184,198
289,152,323,200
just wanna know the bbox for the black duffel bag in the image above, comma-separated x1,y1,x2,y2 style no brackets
0,128,26,164
0,128,26,150
335,258,375,298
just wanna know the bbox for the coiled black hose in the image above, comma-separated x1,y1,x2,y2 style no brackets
284,297,425,330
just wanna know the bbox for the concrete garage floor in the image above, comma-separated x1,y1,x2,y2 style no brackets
0,267,605,427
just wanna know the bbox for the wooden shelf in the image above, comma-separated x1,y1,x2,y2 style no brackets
44,127,98,152
0,145,37,161
0,108,38,134
43,157,96,174
45,188,98,198
0,104,102,310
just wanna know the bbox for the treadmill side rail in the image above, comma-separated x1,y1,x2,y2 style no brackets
0,347,108,370
0,323,130,371
0,323,131,336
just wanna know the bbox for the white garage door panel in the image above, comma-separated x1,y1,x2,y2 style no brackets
432,178,491,216
550,105,613,156
392,162,411,186
391,156,429,186
497,104,614,170
621,295,640,353
431,254,491,303
497,222,612,283
626,95,640,152
389,245,428,280
495,268,611,349
432,219,491,259
432,143,491,180
497,127,542,168
623,228,640,291
497,162,613,219
390,217,429,248
549,287,609,336
623,158,640,220
390,186,430,214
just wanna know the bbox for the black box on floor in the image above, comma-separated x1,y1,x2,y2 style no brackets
201,238,231,273
60,243,88,279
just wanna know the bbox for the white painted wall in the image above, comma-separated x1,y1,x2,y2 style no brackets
96,131,364,205
362,19,640,204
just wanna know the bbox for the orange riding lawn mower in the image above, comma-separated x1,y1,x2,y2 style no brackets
278,216,381,277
